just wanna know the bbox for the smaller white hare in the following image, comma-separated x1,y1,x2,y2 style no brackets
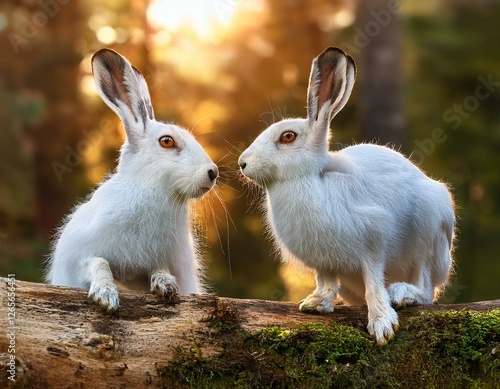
239,47,455,345
46,49,218,311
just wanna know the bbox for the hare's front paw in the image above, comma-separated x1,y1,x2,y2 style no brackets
367,309,399,346
151,273,178,301
387,282,425,308
88,281,119,311
299,293,334,313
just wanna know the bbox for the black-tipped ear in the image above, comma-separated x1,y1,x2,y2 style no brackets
132,66,154,121
91,49,153,131
307,47,356,127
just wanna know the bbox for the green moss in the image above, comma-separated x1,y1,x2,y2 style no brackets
385,309,500,388
157,309,500,389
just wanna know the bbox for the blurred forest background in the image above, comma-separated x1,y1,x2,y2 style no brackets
1,0,499,304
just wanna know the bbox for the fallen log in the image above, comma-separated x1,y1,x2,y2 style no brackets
0,278,499,388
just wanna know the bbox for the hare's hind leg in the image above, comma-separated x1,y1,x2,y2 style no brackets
387,282,429,307
88,257,120,311
388,228,451,308
387,263,434,308
299,271,338,313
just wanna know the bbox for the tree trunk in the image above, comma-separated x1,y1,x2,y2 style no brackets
1,278,499,388
357,0,407,150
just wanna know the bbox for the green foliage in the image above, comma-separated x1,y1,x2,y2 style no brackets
158,309,500,388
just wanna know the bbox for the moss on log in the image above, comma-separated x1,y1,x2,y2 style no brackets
0,278,499,388
163,306,499,388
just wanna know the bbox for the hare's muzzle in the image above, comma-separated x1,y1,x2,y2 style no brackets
194,165,218,198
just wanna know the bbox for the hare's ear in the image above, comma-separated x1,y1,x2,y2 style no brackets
307,47,356,146
91,49,154,139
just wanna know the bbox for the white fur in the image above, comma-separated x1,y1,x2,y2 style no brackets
46,49,218,310
239,47,455,345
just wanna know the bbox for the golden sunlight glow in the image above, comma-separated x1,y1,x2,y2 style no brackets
318,7,355,31
147,0,267,84
147,0,238,43
79,74,97,96
96,26,117,45
279,263,315,303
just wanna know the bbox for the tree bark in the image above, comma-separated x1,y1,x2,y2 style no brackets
357,0,407,150
1,278,499,388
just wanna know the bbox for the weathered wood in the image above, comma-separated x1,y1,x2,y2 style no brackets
1,278,499,388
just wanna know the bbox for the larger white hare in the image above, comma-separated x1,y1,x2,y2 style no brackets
239,47,455,345
46,49,218,311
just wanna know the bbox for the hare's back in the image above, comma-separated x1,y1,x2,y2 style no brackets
337,143,450,207
340,144,423,177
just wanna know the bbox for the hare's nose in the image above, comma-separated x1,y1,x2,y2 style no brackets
208,167,219,181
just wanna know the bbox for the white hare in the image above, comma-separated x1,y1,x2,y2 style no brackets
238,47,455,345
46,49,218,311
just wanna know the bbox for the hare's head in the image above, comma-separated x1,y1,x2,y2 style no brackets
92,49,218,199
239,47,356,186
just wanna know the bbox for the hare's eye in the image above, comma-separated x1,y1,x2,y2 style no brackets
279,131,297,144
159,135,175,149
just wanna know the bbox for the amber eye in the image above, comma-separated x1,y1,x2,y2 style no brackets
159,135,175,149
279,131,297,144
